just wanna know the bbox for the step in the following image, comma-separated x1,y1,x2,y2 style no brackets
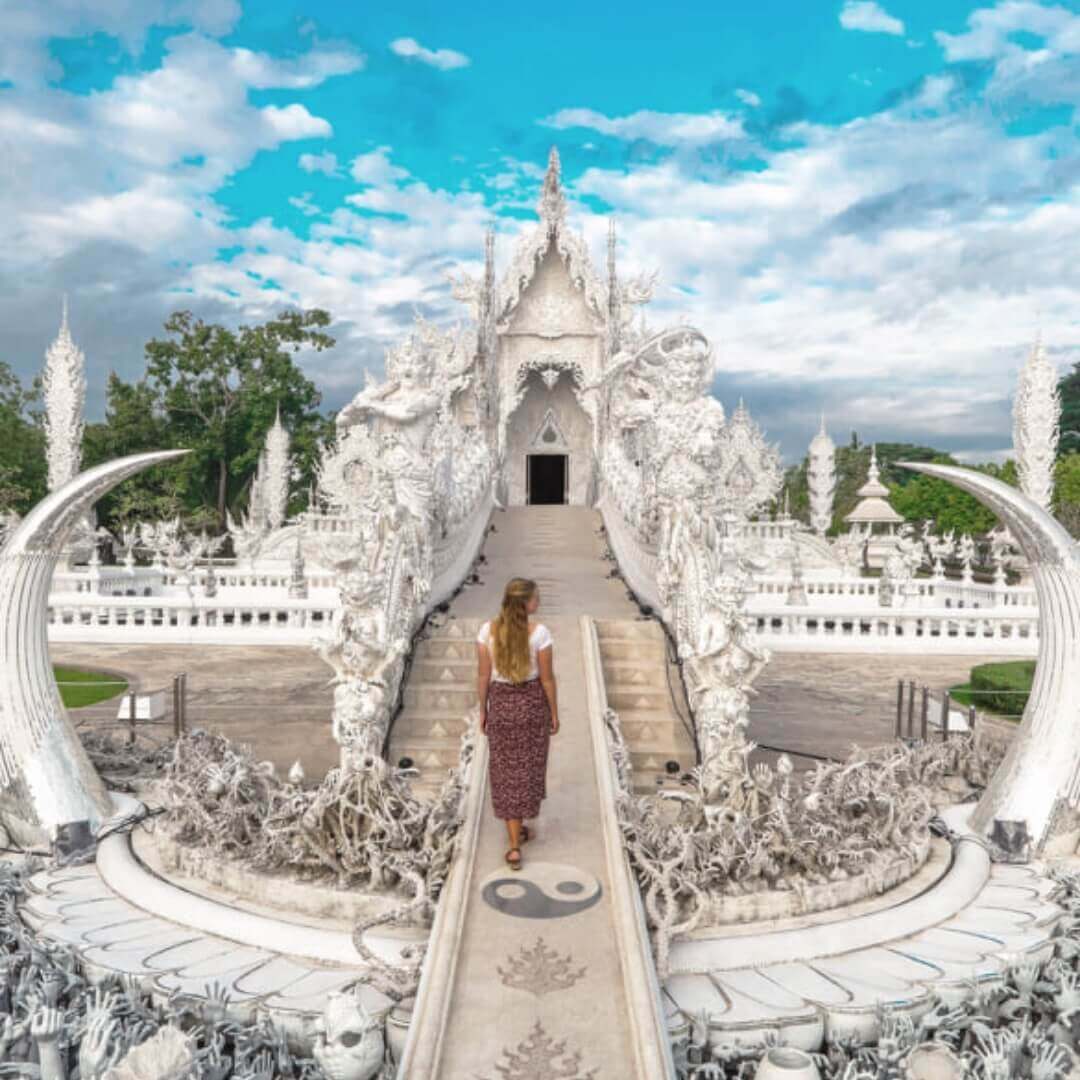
597,639,668,663
392,712,470,739
600,661,667,689
595,618,666,642
403,683,478,711
620,718,687,744
409,659,475,684
421,618,484,641
385,737,461,770
606,687,673,713
414,638,477,661
630,748,692,775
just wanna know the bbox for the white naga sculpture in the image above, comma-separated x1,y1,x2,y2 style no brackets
316,321,489,766
905,461,1080,857
0,451,186,842
685,559,771,802
807,415,836,536
1013,338,1060,513
602,325,778,793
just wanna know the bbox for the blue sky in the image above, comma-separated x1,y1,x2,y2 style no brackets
1,1,1079,461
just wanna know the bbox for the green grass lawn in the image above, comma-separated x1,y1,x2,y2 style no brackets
53,666,128,709
950,660,1034,722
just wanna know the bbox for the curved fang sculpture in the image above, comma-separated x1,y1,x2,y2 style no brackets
903,461,1080,855
0,451,188,839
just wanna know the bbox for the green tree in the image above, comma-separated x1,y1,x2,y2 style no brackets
888,457,1000,535
1054,453,1080,537
142,309,335,529
82,374,185,530
0,360,45,514
1059,362,1080,454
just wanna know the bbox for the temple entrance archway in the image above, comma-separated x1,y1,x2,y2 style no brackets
504,370,593,505
527,453,567,504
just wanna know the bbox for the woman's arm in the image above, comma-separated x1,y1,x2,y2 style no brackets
476,642,492,734
537,645,559,735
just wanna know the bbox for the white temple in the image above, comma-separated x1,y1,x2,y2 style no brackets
9,147,1080,1080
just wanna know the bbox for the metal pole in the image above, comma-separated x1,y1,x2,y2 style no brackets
127,686,137,747
968,703,976,737
895,680,904,739
920,685,929,741
940,690,950,741
907,679,916,738
172,675,181,739
179,672,187,735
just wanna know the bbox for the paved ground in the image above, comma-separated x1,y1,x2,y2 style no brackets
50,642,339,777
52,639,1025,779
749,652,1027,764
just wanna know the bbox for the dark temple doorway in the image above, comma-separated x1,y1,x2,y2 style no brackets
527,454,567,505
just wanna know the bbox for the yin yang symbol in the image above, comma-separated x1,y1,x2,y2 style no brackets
480,861,602,919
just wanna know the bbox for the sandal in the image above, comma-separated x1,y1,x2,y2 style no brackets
506,847,522,871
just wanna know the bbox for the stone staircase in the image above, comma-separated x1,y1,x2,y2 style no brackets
594,617,697,793
388,616,482,797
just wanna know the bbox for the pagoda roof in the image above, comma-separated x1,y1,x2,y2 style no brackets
845,497,904,524
493,147,608,327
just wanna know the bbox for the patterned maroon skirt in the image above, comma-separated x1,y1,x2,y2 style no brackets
486,678,551,820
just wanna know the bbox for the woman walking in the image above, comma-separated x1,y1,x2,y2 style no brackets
476,577,559,870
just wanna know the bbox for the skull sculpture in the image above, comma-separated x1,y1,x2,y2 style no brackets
312,990,385,1080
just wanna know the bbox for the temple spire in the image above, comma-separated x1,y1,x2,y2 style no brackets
537,146,566,232
607,219,621,353
43,296,86,493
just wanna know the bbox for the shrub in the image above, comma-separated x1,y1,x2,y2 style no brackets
966,660,1035,717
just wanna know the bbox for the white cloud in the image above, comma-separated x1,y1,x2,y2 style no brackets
840,1,905,36
0,1,242,84
289,192,321,217
349,146,410,185
299,151,343,177
262,103,331,140
935,2,1076,61
389,37,470,71
230,45,365,88
934,2,1080,108
541,107,745,146
735,88,762,107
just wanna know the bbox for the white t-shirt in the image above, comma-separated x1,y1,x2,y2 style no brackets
477,620,553,683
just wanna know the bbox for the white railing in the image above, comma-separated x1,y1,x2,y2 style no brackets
47,593,337,645
753,607,1037,654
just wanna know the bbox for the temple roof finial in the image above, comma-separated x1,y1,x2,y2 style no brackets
537,145,566,230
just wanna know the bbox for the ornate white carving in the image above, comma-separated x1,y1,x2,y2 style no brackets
262,406,292,531
314,320,492,766
715,400,784,519
539,366,561,391
494,149,609,332
957,531,976,584
313,990,385,1080
42,299,86,494
531,408,569,450
598,324,778,793
807,415,836,536
1013,338,1060,513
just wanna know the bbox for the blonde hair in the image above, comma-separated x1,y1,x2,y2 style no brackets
491,577,537,684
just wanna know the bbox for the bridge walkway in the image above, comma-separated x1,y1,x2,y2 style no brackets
399,505,676,1078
